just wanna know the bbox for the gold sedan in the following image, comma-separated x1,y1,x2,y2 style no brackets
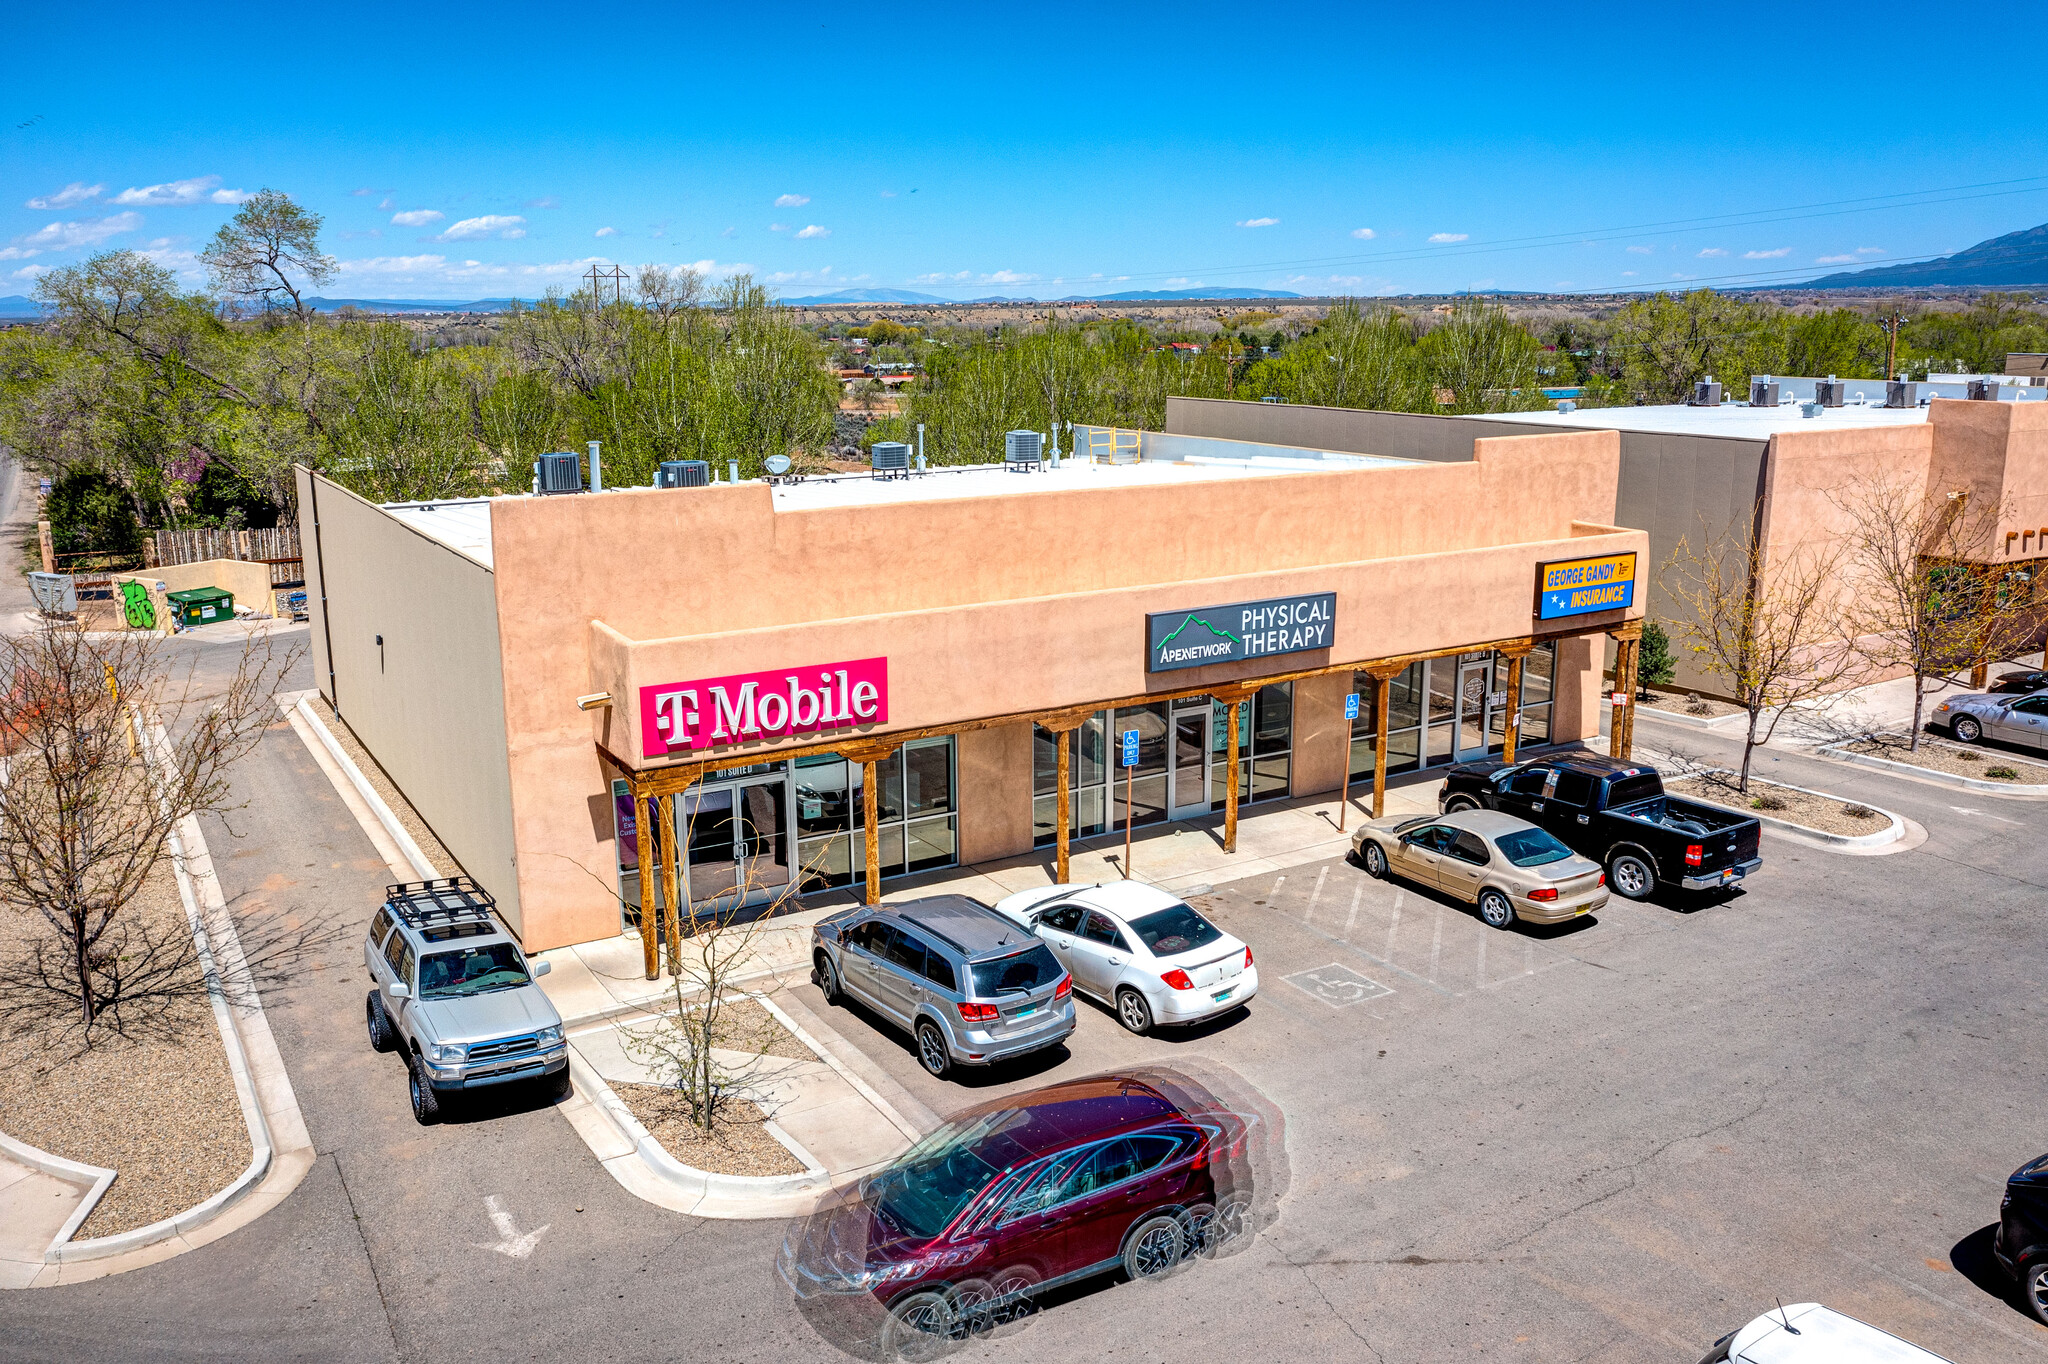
1350,809,1608,929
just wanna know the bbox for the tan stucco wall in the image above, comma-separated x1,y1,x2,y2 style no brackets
1552,636,1602,745
1288,671,1351,797
112,559,274,632
957,724,1032,865
297,470,524,936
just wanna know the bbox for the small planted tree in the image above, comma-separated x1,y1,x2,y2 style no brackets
1636,619,1677,698
1663,525,1859,792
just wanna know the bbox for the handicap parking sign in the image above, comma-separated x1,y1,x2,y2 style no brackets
1121,729,1139,767
1344,692,1360,721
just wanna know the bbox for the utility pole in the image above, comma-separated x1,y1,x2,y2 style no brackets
583,262,628,308
1877,309,1905,379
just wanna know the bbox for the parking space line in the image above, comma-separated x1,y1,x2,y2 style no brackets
1383,892,1401,962
1475,931,1486,988
1430,908,1443,983
1304,865,1328,922
1343,884,1362,937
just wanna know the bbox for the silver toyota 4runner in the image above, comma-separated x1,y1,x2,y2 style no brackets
362,878,569,1125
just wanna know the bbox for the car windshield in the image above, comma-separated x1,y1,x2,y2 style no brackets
417,943,531,999
970,943,1062,997
1494,827,1575,867
1128,903,1223,957
870,1129,1003,1239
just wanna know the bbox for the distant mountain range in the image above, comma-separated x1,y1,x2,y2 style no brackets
1801,221,2048,289
780,285,1306,305
305,296,523,313
0,295,40,319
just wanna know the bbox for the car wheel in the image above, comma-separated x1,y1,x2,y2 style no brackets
2025,1259,2048,1327
1122,1213,1186,1282
365,991,396,1053
1444,794,1481,813
915,1021,951,1079
814,952,843,1005
1952,715,1982,743
1477,888,1515,930
880,1289,959,1361
1608,852,1655,900
1362,841,1389,880
406,1052,441,1125
1185,1193,1254,1259
543,1067,571,1102
978,1266,1040,1337
1116,988,1154,1035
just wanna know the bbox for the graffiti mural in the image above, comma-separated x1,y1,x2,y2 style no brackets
119,580,156,630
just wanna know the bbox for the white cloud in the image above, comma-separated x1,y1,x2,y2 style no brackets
909,271,973,285
1697,247,1728,258
1164,277,1193,287
1626,245,1653,255
351,188,375,197
770,223,789,233
1350,227,1375,239
26,182,104,210
650,225,667,239
437,215,526,241
982,270,1037,284
1815,254,1858,265
1236,217,1280,228
390,209,444,227
331,253,755,291
594,226,618,238
112,175,249,207
774,193,810,208
340,228,383,240
4,211,145,257
721,226,737,238
1858,246,1884,255
1621,270,1637,277
10,264,48,281
378,195,396,210
1742,247,1791,259
524,196,560,209
794,224,830,239
879,190,897,198
1428,232,1468,243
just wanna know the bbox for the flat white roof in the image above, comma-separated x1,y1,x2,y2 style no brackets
383,498,495,568
1471,401,1927,440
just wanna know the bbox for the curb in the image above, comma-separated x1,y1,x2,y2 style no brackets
0,1133,114,1255
1817,742,2048,798
292,693,437,878
1635,703,1752,733
1674,771,1906,850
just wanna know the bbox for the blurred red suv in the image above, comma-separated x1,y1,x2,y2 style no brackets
780,1072,1259,1356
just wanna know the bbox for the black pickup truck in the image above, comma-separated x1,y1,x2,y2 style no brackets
1438,755,1762,900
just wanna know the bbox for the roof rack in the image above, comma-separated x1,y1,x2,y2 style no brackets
385,876,497,931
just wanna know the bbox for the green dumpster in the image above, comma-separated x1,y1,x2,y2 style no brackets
166,586,234,627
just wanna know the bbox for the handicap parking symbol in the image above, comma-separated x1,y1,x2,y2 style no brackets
1282,962,1393,1009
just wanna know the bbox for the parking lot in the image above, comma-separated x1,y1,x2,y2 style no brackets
770,731,2048,1363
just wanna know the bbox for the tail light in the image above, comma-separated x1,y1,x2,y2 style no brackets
1685,843,1703,867
1596,871,1606,887
1161,968,1195,991
1053,975,1072,1001
1243,946,1254,969
1527,887,1558,901
956,1002,999,1024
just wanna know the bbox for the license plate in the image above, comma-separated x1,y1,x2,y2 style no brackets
1012,1006,1037,1020
1575,905,1590,915
1212,988,1233,1002
1722,868,1737,883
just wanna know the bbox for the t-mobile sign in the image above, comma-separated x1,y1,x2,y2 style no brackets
640,657,889,757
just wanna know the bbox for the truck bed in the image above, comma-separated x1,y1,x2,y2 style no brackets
1612,795,1754,838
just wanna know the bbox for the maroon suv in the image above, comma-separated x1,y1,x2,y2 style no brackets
780,1072,1260,1356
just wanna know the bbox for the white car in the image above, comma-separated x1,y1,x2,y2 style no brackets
991,882,1256,1035
1699,1304,1955,1363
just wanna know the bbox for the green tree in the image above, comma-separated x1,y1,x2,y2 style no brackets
1609,290,1788,404
1784,308,1885,379
45,469,142,557
200,189,338,320
1417,302,1549,414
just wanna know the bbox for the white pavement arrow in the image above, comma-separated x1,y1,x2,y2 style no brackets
473,1194,548,1260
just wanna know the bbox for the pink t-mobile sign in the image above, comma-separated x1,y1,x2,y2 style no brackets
639,657,889,757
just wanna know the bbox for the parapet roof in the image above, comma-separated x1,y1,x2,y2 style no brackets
1470,401,1927,440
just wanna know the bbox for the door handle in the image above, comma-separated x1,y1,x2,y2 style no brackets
1108,956,1124,966
1057,937,1073,948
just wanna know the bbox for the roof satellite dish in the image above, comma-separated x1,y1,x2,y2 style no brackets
764,454,792,475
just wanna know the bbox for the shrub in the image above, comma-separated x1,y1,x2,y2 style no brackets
1986,766,2020,780
1749,793,1787,811
45,469,142,558
1954,749,1982,761
1843,803,1877,819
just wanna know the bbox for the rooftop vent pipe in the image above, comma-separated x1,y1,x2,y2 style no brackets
588,440,604,492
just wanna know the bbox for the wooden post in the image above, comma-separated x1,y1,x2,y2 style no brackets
637,791,658,981
1971,661,1989,689
235,529,251,561
1609,625,1643,762
143,536,159,569
1501,646,1530,765
37,521,54,575
862,759,881,904
1372,672,1391,818
1055,731,1072,884
1224,695,1241,854
657,792,682,975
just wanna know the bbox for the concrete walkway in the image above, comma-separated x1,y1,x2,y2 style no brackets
0,1158,92,1289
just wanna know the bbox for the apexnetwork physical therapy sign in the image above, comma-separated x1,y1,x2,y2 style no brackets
1146,592,1337,673
1535,552,1637,621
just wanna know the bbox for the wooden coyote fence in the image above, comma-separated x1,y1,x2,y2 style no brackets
150,526,304,587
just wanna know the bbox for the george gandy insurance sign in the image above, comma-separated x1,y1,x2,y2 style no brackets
640,658,888,757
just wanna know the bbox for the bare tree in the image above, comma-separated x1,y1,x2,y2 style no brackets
1829,473,2038,750
1663,523,1858,792
200,190,337,320
0,619,301,1036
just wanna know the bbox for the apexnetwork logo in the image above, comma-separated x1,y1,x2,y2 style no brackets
1154,613,1241,666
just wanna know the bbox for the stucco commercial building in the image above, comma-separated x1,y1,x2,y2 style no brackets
298,424,1648,961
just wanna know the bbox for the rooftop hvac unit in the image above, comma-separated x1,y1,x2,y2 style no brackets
1884,380,1919,409
870,441,912,480
1815,378,1845,408
536,452,583,494
1748,378,1780,408
1004,429,1044,471
1967,379,1997,401
1689,378,1723,407
657,459,710,489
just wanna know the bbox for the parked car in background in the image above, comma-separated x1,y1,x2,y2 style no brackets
1351,810,1607,928
1987,668,2048,695
1696,1303,1954,1362
777,1071,1260,1359
362,878,567,1125
1934,689,2048,748
991,882,1256,1036
1995,1150,2048,1325
1438,755,1762,900
811,895,1074,1079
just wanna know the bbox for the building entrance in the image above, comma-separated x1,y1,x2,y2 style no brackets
1454,656,1496,763
1169,700,1211,818
680,776,791,910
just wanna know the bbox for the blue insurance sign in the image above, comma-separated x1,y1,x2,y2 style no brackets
1121,729,1140,767
1535,552,1637,621
1146,591,1336,673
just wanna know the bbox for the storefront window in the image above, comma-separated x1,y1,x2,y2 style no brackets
1034,712,1110,846
797,738,957,893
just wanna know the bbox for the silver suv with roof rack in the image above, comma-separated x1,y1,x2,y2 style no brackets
811,895,1075,1079
363,877,569,1124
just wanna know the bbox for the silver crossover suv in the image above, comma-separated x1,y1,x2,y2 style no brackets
811,895,1075,1079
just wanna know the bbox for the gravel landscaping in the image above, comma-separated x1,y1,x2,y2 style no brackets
1839,733,2048,785
611,1085,806,1177
0,861,251,1238
1665,774,1891,838
1640,690,1745,719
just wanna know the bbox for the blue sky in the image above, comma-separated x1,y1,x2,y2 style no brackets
5,1,2044,301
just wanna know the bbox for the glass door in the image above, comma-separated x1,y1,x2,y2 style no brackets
1454,658,1492,762
681,779,792,911
681,788,738,908
735,779,791,897
1169,704,1210,818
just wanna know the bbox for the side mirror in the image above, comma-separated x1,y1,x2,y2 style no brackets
532,959,552,977
388,982,410,999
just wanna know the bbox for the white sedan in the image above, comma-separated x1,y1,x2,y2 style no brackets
1699,1304,1954,1363
991,882,1256,1035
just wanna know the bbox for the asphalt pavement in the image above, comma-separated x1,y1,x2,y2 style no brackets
2,679,2046,1362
